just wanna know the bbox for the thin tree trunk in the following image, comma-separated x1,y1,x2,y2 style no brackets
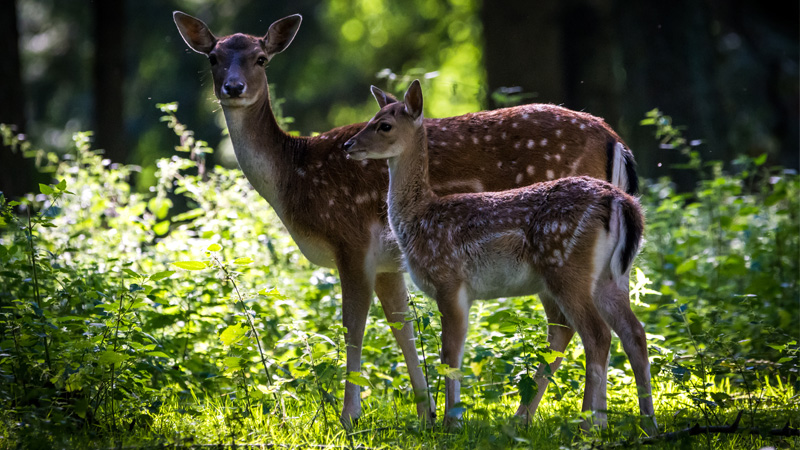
93,0,126,163
0,0,34,200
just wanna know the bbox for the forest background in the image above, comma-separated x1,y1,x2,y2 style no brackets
0,0,797,197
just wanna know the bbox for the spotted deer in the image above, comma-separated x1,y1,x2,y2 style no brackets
343,80,656,433
173,12,640,428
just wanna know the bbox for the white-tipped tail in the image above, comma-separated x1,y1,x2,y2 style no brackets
610,142,629,193
609,198,627,280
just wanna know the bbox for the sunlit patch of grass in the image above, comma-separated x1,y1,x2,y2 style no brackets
31,372,786,449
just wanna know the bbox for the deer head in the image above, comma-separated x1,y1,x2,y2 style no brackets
173,11,302,108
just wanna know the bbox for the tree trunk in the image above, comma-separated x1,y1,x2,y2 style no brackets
0,0,34,200
93,0,126,163
480,0,565,106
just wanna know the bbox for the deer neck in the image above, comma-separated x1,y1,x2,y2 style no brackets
221,88,295,219
386,126,437,237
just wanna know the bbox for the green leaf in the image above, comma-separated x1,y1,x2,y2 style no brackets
172,261,207,271
98,350,130,366
224,356,243,369
39,183,53,195
233,257,253,265
172,208,204,222
258,287,287,300
153,220,170,235
345,371,371,387
207,243,222,252
149,270,175,282
220,323,248,346
518,374,537,404
56,178,67,191
387,321,404,330
123,268,141,278
675,258,697,275
436,364,463,380
147,197,173,220
542,350,565,364
146,351,170,358
753,153,767,166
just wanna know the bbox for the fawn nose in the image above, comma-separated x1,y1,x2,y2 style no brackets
343,139,355,151
222,81,245,98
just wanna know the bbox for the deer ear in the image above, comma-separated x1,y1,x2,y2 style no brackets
403,79,423,121
263,14,302,59
371,86,398,108
173,11,217,55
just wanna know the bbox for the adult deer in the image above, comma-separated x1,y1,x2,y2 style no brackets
173,11,639,428
343,80,656,433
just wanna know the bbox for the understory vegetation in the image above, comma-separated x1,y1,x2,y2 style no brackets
0,106,798,449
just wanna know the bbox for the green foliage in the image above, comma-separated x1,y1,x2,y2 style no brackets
637,109,799,430
0,108,798,449
321,0,486,125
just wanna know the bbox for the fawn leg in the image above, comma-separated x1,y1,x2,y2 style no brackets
551,286,612,431
595,277,657,435
438,284,471,428
515,292,575,423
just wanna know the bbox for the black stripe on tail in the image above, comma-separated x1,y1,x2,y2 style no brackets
623,149,639,196
619,198,644,275
605,139,640,196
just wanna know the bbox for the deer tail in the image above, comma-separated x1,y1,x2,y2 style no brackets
607,140,639,196
610,195,644,281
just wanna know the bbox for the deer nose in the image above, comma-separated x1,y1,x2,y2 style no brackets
343,139,355,150
222,81,245,97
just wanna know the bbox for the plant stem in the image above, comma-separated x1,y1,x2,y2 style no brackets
26,208,52,372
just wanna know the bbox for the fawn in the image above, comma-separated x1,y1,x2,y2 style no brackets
343,80,657,433
173,11,640,428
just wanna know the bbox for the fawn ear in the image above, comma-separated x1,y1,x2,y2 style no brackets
263,14,302,60
174,11,217,54
371,85,398,108
403,79,423,122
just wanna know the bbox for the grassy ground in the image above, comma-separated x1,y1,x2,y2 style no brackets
7,373,797,449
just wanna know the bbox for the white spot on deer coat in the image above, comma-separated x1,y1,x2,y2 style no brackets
540,138,548,146
527,140,535,149
526,165,535,175
472,137,479,144
515,173,523,184
546,169,554,179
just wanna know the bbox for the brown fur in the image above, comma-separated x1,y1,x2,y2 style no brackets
173,11,642,428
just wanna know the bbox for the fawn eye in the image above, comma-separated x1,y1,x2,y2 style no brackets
378,123,392,132
208,54,218,66
256,56,267,66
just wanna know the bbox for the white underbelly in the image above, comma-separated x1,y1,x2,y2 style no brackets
288,230,336,268
470,260,545,300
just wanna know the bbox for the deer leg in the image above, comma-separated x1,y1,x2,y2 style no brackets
438,284,471,428
374,272,435,424
337,254,376,429
553,287,612,431
595,277,658,435
515,292,575,424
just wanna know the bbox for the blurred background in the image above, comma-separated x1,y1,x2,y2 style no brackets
0,0,797,198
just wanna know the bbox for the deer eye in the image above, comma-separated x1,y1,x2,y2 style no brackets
208,54,218,66
378,123,392,132
256,56,267,66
